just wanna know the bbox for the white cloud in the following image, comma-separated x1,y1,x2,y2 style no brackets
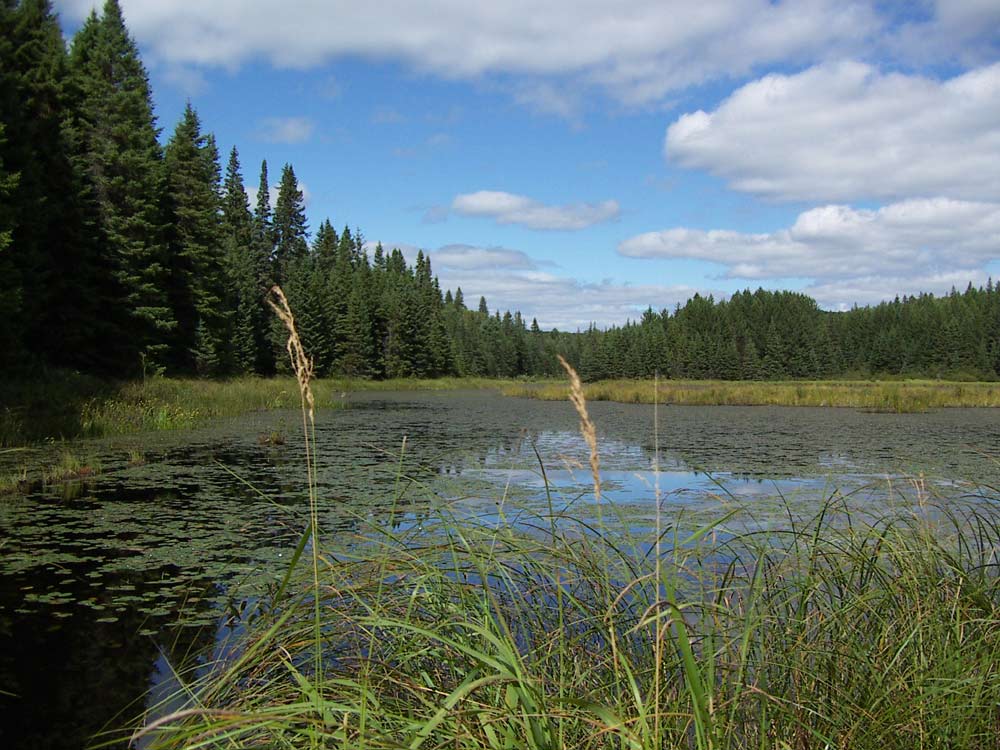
619,198,1000,307
430,244,537,271
887,0,1000,67
437,267,703,330
806,270,994,309
55,0,879,107
367,241,703,329
160,64,208,96
246,180,313,209
452,190,620,230
665,61,1000,202
257,116,316,144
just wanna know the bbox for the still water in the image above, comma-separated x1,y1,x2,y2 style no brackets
1,391,997,748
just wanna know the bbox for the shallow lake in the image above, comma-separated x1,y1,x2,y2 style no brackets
1,390,998,748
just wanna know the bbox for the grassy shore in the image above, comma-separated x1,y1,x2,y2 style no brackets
123,324,1000,749
0,374,523,446
107,302,1000,749
4,374,998,447
503,378,1000,412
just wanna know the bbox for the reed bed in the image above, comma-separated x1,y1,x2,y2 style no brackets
126,295,1000,749
0,449,101,495
503,378,1000,412
129,484,1000,750
3,374,528,446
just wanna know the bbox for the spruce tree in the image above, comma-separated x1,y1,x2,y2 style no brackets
252,159,274,271
163,103,227,373
338,255,377,377
222,147,268,374
70,0,174,371
312,218,338,274
0,0,107,370
272,163,307,282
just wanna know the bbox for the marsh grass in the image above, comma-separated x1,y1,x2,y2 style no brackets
503,378,1000,412
127,296,1000,750
129,484,1000,750
2,372,533,446
0,449,102,496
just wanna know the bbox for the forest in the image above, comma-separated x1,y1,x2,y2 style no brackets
2,0,999,384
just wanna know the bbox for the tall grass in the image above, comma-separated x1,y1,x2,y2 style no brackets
126,298,1000,749
503,378,1000,412
3,373,530,446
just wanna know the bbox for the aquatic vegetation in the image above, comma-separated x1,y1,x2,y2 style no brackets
130,304,1000,750
130,473,1000,750
256,429,286,446
1,450,102,496
2,373,535,446
503,378,1000,412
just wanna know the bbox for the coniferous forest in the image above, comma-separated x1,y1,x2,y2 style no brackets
2,0,999,384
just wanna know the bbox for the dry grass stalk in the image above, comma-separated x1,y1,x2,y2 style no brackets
266,286,315,421
557,354,600,502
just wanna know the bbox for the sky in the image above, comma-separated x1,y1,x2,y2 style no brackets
54,0,1000,330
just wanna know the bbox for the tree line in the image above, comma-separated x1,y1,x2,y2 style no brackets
2,1,997,383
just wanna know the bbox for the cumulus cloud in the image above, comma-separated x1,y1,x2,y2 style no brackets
665,61,1000,202
452,191,620,230
247,180,312,209
619,198,1000,306
441,267,704,330
806,270,995,309
887,0,1000,67
55,0,879,107
430,244,537,271
256,116,316,144
366,241,703,329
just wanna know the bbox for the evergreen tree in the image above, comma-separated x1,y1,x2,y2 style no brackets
222,147,269,374
70,0,174,371
1,0,106,371
0,121,20,363
312,218,338,274
338,256,377,377
272,162,307,282
252,159,274,271
163,103,227,373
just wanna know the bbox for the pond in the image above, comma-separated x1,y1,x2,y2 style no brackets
1,390,998,748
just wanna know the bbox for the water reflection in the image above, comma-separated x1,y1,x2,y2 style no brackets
1,391,998,748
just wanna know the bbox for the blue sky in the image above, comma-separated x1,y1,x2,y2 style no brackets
55,1,1000,330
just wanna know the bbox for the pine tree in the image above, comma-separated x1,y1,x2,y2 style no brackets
163,103,227,373
70,0,174,371
252,159,274,268
338,256,376,377
272,163,307,282
221,147,269,373
312,218,338,274
0,0,107,371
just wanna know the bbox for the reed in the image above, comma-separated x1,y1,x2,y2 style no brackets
503,378,1000,412
1,449,102,496
129,485,1000,750
124,296,1000,750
